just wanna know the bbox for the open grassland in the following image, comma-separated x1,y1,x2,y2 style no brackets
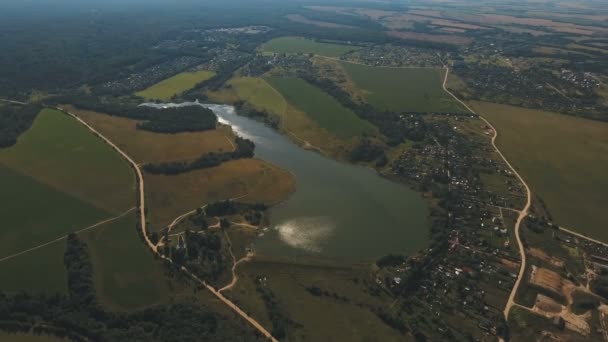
70,106,235,164
135,70,215,101
340,62,466,113
0,238,67,294
145,158,295,231
226,259,407,342
0,109,134,214
210,77,349,158
471,101,608,241
0,165,108,259
261,37,359,57
82,211,170,311
229,77,288,115
266,76,375,138
0,332,66,342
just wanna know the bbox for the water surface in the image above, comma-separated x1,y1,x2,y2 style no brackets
142,102,430,262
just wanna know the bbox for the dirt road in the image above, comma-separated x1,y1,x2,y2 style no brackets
58,107,278,342
0,207,135,264
442,69,532,320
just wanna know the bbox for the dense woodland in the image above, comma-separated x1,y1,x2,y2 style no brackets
0,234,264,342
53,96,217,133
0,104,40,147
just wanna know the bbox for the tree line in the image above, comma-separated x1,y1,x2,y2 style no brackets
0,233,266,342
0,104,40,147
52,95,217,133
143,136,255,175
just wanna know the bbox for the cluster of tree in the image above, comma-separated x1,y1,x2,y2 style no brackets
205,200,265,217
255,279,300,340
349,138,387,165
143,136,255,175
298,73,439,146
53,96,217,133
172,229,228,283
233,101,280,129
376,254,408,268
0,104,40,147
0,233,265,341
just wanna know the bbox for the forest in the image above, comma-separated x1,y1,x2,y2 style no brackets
0,233,264,341
54,96,218,133
0,104,41,147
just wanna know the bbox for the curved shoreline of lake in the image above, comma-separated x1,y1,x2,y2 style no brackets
142,101,430,263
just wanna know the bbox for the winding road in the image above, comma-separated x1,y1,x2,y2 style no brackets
442,69,532,320
56,106,279,342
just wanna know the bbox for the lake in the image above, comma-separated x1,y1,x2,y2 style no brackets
142,102,430,263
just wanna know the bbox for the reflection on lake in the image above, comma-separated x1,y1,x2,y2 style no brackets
142,101,430,262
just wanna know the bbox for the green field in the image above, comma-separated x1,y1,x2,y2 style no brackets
0,237,67,294
229,77,289,115
0,109,134,214
0,108,167,308
0,166,108,260
136,70,215,101
266,76,375,138
340,62,466,113
261,37,359,57
82,211,170,311
471,101,608,241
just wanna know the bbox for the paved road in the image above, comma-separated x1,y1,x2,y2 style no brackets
441,69,532,321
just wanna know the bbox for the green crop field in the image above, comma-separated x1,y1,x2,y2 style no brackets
0,237,67,294
136,70,215,101
0,108,145,298
0,165,108,260
261,37,359,57
340,62,466,113
229,77,289,115
82,211,169,311
471,101,608,241
266,76,375,138
0,109,134,214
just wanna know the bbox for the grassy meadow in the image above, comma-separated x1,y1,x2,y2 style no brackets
471,101,608,240
145,158,295,231
0,165,108,259
266,76,375,138
261,37,359,57
0,238,68,294
135,70,215,101
229,77,289,115
0,109,134,214
226,260,407,342
340,62,466,113
82,211,170,311
212,77,349,158
71,106,235,164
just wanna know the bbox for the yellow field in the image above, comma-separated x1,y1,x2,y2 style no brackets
70,106,235,164
135,70,215,101
145,158,295,231
471,101,608,240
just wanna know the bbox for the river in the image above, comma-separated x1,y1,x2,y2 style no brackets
142,101,430,263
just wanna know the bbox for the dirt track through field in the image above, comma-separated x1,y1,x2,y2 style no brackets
442,69,531,321
57,106,279,342
0,207,136,264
